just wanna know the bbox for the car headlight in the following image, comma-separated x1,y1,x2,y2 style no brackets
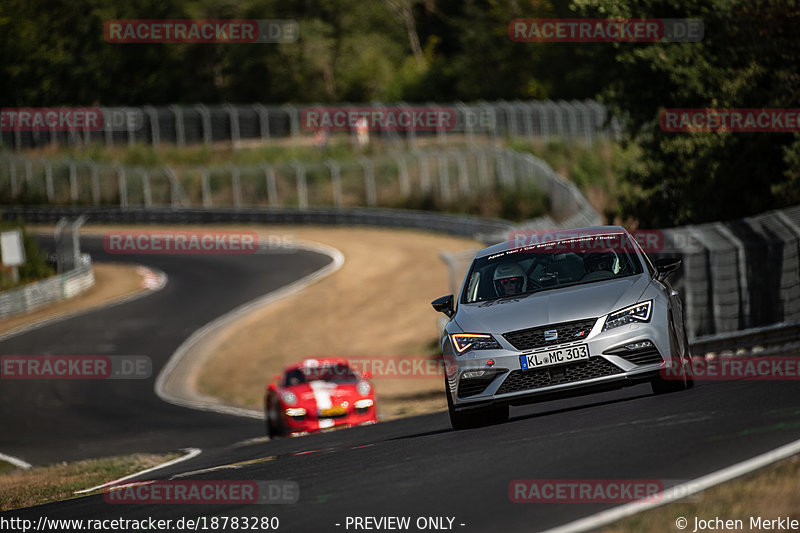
281,391,298,405
357,380,371,395
451,333,501,354
603,300,652,331
354,399,373,409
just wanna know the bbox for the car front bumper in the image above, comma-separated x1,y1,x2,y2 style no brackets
446,316,675,411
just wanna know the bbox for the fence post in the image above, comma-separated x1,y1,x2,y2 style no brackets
394,154,411,198
69,160,78,202
89,161,100,205
41,158,54,202
225,104,241,149
138,167,152,207
143,106,160,147
456,102,474,146
416,151,431,195
282,105,300,141
455,150,469,195
170,105,186,148
261,164,278,207
324,159,343,208
438,152,451,202
399,102,417,151
102,107,114,147
291,161,308,208
253,104,271,141
201,167,212,207
10,157,18,198
500,101,517,138
229,165,242,208
359,157,377,207
116,163,128,208
195,104,212,146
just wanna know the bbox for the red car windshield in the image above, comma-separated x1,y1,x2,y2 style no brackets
285,364,359,385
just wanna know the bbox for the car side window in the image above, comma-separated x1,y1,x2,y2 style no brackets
285,369,306,386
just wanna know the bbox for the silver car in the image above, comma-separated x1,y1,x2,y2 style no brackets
431,226,694,430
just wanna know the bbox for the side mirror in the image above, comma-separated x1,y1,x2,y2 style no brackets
655,259,682,281
361,371,372,380
431,294,455,318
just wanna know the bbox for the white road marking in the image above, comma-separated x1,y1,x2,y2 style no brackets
540,437,800,533
154,240,345,419
0,452,32,470
73,447,201,495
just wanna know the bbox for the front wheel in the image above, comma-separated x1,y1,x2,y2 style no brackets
266,398,282,438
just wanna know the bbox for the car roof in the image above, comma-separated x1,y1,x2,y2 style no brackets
475,226,631,259
284,357,353,372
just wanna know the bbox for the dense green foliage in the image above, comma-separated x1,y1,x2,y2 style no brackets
0,0,610,105
573,0,800,226
1,0,798,227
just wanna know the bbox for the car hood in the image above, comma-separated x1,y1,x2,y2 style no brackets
286,381,361,406
454,275,650,334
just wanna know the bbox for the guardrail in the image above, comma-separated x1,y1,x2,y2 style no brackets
0,100,622,151
0,146,601,227
0,254,94,319
690,321,800,357
0,206,515,239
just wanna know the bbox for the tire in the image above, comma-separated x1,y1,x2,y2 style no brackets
683,328,695,389
266,398,281,438
445,376,508,429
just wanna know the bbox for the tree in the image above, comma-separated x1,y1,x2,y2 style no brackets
573,0,800,226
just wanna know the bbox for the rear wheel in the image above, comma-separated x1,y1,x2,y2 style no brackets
445,376,508,429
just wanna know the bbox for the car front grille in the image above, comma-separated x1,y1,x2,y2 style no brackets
603,342,663,366
616,347,663,365
458,379,492,398
496,357,622,395
457,370,506,398
503,318,597,350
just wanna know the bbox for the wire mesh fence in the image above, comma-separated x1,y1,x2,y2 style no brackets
0,147,600,229
0,100,622,151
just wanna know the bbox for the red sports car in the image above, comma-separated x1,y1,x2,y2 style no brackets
265,358,378,437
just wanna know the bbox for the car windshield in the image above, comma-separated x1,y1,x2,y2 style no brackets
463,234,644,303
285,364,359,385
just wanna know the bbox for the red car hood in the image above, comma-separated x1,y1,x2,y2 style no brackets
287,381,361,408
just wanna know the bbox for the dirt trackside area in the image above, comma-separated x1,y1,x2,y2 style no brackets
195,226,482,420
0,262,150,337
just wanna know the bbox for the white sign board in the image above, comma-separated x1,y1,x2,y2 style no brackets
1,230,26,266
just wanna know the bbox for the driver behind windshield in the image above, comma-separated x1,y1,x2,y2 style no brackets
493,263,527,296
584,251,615,274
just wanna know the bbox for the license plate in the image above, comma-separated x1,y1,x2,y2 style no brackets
319,406,347,417
520,344,590,370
